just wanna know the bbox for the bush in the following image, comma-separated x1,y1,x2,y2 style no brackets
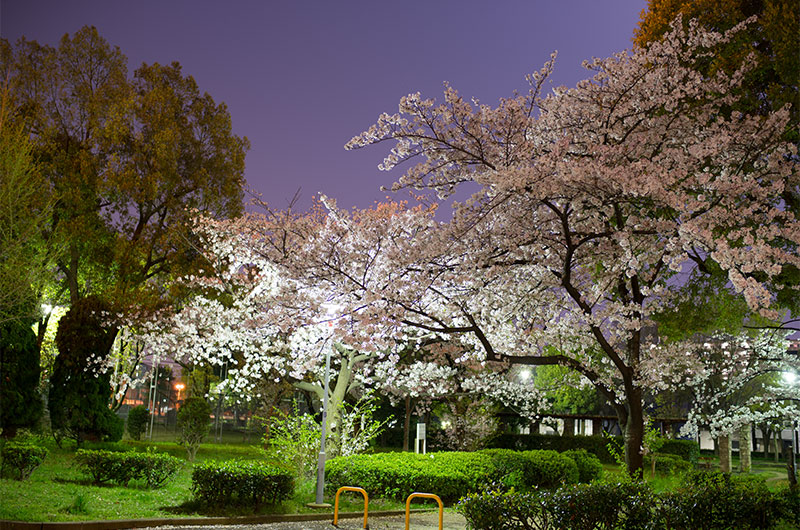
487,433,700,467
75,448,181,488
659,438,700,464
562,449,604,483
177,397,211,461
49,296,121,445
326,451,495,503
457,487,551,530
0,442,47,480
547,481,655,530
487,433,617,463
0,318,43,438
191,459,294,507
659,470,784,529
264,402,320,480
126,406,150,441
458,475,797,529
644,452,690,475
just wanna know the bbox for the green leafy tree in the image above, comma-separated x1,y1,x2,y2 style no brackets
177,396,211,461
1,26,248,358
0,317,43,438
0,84,57,327
126,405,150,441
48,296,123,445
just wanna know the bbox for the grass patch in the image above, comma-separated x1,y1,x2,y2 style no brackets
0,439,404,522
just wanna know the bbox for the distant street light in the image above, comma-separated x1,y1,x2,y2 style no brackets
175,382,185,404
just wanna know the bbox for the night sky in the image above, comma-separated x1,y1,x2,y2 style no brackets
1,0,647,212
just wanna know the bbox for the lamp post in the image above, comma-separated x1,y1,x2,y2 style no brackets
175,383,185,405
308,303,340,508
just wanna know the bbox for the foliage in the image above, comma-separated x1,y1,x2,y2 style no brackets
191,459,294,507
1,26,248,315
49,296,123,445
126,405,150,441
263,402,320,480
457,487,551,530
74,448,181,488
562,449,604,483
0,442,47,480
333,391,393,457
659,470,784,529
432,397,498,452
0,85,56,326
643,453,691,476
459,474,797,529
326,451,496,503
480,449,580,490
0,318,43,437
177,396,212,461
340,13,797,479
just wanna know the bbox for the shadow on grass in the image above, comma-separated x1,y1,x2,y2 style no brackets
160,499,292,517
52,476,162,490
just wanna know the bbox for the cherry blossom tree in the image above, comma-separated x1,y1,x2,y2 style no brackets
342,17,798,474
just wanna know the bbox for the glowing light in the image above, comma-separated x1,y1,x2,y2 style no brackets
784,371,797,384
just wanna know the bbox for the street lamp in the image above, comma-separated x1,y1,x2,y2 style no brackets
175,383,185,405
308,303,341,508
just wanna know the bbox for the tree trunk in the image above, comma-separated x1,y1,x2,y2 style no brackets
403,395,413,452
761,426,771,459
592,418,603,436
739,423,752,473
718,434,732,472
622,388,644,477
774,431,782,463
562,417,575,437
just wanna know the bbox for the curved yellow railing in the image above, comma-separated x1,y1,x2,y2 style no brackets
404,492,443,530
333,486,369,529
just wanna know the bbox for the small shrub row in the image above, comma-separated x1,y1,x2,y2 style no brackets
479,448,587,489
75,449,181,488
458,471,800,529
645,452,692,475
191,460,294,507
326,449,600,503
326,452,496,503
0,442,48,480
487,433,699,464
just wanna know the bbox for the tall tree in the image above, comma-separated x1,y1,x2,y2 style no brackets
0,83,57,326
1,26,248,350
341,19,797,475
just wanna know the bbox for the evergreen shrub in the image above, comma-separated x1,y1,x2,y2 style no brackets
326,451,495,503
0,442,47,480
126,405,150,441
562,449,604,482
191,460,294,506
75,448,181,487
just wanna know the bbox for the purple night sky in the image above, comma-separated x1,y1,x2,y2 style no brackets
1,0,647,212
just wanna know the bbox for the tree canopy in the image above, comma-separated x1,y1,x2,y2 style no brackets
0,26,249,320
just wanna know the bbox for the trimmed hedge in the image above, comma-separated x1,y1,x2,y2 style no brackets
0,442,48,480
562,449,604,483
458,471,799,529
326,452,496,503
480,449,580,490
645,452,691,475
487,433,699,465
191,460,294,507
75,449,181,488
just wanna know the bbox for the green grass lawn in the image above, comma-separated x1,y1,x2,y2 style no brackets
3,441,795,523
0,439,404,522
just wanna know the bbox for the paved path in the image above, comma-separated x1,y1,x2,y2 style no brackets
144,511,466,530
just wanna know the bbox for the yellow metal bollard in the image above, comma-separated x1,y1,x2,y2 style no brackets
404,492,443,530
333,486,369,529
